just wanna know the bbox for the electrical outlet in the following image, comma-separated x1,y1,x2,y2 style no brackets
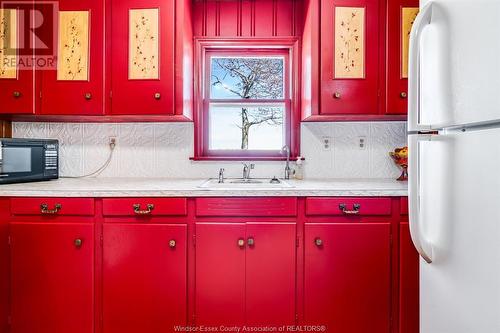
322,136,332,151
357,136,367,150
109,137,117,148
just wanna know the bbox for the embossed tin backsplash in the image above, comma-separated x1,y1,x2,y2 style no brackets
12,122,407,179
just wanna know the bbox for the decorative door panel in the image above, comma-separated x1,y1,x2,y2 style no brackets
246,223,296,325
110,0,174,115
195,223,246,326
0,7,34,114
399,222,419,333
103,223,187,333
304,223,391,333
320,0,381,115
387,0,419,114
39,0,104,115
10,223,94,333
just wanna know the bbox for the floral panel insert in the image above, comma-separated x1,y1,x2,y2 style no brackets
57,11,90,81
129,8,159,80
401,7,419,78
334,6,365,79
0,9,17,79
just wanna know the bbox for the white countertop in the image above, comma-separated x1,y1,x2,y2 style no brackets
0,178,408,197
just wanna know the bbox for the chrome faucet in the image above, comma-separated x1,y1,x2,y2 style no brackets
281,145,291,180
242,163,255,180
218,168,225,183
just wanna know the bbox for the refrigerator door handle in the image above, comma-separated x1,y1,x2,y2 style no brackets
409,134,434,263
408,2,433,132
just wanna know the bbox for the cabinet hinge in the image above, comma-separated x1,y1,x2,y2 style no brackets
390,234,393,247
7,235,11,246
295,313,299,322
7,315,12,328
100,235,103,246
192,234,196,247
109,91,112,99
39,91,42,99
296,236,300,247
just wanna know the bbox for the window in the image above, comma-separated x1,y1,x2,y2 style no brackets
194,41,298,160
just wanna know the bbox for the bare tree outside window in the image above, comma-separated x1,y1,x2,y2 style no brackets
210,57,285,150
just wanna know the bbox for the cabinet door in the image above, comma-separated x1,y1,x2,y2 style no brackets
399,222,419,333
10,223,94,333
304,223,390,333
195,223,246,326
246,222,296,325
103,223,187,333
38,0,104,115
110,0,174,115
0,6,34,114
320,0,381,115
386,0,419,114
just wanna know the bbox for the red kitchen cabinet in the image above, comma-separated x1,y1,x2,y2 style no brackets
195,222,296,326
304,223,391,333
319,0,383,116
400,222,419,333
0,4,35,114
103,223,187,333
109,0,175,115
38,0,104,115
386,0,419,114
10,222,94,333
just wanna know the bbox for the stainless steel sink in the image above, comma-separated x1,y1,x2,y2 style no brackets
198,178,293,190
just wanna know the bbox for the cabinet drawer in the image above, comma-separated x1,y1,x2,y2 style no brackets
102,198,187,217
196,198,297,217
306,197,391,216
11,198,95,216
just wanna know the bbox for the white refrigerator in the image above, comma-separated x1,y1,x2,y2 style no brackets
408,0,500,332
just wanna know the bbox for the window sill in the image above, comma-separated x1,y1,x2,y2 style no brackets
190,156,304,162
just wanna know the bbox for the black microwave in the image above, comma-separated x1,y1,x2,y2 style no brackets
0,138,59,184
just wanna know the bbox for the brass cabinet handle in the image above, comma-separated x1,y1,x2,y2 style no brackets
314,237,323,247
237,238,245,248
133,203,154,215
247,237,255,247
84,93,92,100
169,239,176,248
40,203,62,214
400,92,408,99
154,93,161,100
13,91,21,98
74,238,83,248
339,203,361,215
333,92,341,99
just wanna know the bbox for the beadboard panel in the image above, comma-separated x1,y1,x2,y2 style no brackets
13,121,407,179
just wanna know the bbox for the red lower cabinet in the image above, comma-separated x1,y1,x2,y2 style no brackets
304,223,391,333
400,222,419,333
10,223,94,333
195,222,296,326
103,223,187,333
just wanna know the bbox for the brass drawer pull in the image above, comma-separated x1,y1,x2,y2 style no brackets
400,92,408,99
154,92,161,100
237,238,245,248
247,237,255,247
169,239,176,248
339,203,361,215
40,203,62,214
314,237,323,247
133,203,154,215
333,92,341,99
13,91,21,98
84,93,92,100
74,238,83,248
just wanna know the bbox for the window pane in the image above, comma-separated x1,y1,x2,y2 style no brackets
210,57,284,99
209,104,285,150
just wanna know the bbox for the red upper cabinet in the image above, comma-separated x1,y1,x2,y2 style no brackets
319,0,383,116
0,5,35,114
10,222,94,333
304,222,391,332
103,223,187,333
38,0,104,115
109,0,174,115
386,0,419,114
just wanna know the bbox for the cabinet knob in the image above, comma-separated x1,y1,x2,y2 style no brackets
314,238,323,247
247,237,255,247
84,93,92,100
169,239,176,248
154,92,161,100
339,203,361,215
400,92,407,99
333,92,341,99
237,238,245,248
13,91,21,98
40,203,62,214
133,203,155,215
74,238,83,248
